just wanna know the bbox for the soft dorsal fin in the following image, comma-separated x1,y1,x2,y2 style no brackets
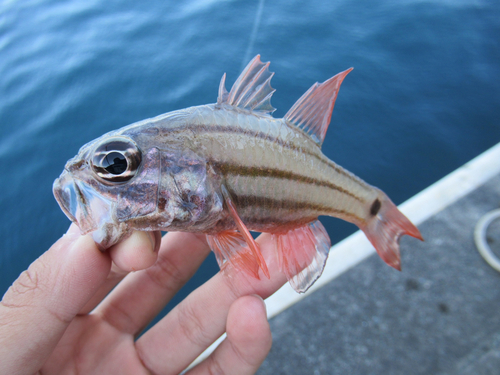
284,67,353,146
217,55,276,114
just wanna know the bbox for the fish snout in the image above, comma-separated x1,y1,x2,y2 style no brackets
53,170,78,224
64,157,87,173
53,171,113,235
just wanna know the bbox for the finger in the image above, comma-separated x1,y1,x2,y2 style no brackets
0,224,111,374
136,233,287,375
78,263,128,315
187,295,272,375
94,231,211,335
109,230,161,272
79,230,161,314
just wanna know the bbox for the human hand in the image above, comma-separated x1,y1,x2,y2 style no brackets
0,224,286,374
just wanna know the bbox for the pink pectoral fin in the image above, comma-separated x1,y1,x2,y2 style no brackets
207,230,262,279
272,220,331,293
218,184,270,279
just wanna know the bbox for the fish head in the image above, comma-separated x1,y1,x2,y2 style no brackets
53,132,168,249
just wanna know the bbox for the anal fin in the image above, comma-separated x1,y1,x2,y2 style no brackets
271,220,331,293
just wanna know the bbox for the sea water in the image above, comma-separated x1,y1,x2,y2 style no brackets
1,0,499,315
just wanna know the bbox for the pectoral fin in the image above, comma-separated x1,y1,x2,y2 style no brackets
272,220,331,293
207,184,270,279
207,230,262,279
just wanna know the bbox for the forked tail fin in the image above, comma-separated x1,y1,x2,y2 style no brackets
360,195,423,271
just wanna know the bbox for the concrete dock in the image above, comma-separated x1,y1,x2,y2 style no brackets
257,144,500,374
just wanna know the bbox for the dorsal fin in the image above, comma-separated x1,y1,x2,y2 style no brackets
217,73,229,104
284,67,353,146
217,55,276,114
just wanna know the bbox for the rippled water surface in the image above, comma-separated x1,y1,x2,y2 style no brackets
1,0,499,311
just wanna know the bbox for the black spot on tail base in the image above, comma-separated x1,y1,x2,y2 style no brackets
370,199,381,216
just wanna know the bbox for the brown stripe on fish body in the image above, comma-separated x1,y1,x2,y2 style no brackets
141,105,373,197
238,195,364,231
190,107,332,182
186,105,379,226
149,105,374,199
210,154,373,227
211,162,362,201
199,105,373,189
222,174,369,226
194,105,374,191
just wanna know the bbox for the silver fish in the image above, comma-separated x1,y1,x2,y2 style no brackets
53,56,422,293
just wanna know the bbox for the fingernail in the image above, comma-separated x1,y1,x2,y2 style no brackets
250,294,267,314
64,223,81,241
150,231,162,253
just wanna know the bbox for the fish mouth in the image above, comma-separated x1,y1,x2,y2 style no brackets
53,171,112,234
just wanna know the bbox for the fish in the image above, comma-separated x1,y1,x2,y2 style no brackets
53,55,423,293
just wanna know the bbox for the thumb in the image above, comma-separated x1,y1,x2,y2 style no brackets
0,224,111,374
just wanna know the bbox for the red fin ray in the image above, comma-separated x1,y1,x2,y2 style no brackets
284,68,353,146
206,230,261,279
361,195,423,271
272,220,331,293
218,184,270,279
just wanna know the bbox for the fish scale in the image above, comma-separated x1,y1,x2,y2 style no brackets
186,105,374,229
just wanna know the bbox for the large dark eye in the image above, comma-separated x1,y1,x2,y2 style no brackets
91,137,142,183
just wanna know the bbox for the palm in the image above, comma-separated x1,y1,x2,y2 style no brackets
44,316,146,374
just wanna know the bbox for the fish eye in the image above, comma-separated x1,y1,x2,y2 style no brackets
102,152,127,175
91,137,142,183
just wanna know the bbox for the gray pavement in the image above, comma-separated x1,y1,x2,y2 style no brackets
258,174,500,375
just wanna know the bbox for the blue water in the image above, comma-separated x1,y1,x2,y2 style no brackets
1,0,499,316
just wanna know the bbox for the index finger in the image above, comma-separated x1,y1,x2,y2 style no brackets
93,231,211,335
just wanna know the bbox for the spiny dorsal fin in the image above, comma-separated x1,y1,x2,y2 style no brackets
217,73,229,104
217,55,276,114
284,67,353,146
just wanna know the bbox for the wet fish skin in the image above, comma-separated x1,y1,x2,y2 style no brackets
53,55,422,292
165,104,377,232
55,109,226,245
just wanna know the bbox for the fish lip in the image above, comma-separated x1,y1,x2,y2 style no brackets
53,170,112,234
53,171,78,225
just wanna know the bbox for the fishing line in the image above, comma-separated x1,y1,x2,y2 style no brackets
241,0,265,71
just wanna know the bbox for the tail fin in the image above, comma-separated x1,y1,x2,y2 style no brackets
361,195,423,271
